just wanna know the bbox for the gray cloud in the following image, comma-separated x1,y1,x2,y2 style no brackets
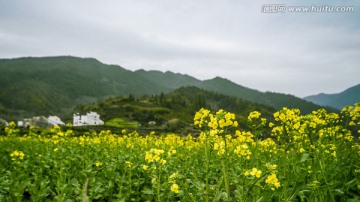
0,0,359,97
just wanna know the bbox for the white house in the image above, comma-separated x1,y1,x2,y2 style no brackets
18,118,33,127
17,121,24,127
47,116,65,126
73,112,104,126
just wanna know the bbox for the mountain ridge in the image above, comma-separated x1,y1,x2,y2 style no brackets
0,56,334,120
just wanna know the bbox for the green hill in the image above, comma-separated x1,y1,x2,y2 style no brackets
74,86,276,133
0,56,329,120
304,84,360,109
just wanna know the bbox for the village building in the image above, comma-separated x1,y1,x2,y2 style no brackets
73,112,104,126
148,121,156,126
0,118,8,126
18,116,65,128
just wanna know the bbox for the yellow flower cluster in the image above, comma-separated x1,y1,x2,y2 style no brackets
214,138,226,156
10,150,25,161
234,144,252,159
145,148,166,165
194,108,211,128
258,138,277,154
269,104,358,161
235,131,255,143
265,173,281,190
194,108,238,130
5,122,19,137
248,111,261,120
341,103,360,127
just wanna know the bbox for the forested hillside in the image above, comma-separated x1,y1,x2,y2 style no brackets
0,56,329,120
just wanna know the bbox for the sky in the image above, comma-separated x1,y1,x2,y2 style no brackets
1,0,359,97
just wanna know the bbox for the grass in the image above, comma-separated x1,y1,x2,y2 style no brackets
105,118,139,129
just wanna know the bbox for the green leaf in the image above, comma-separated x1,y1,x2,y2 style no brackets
142,188,154,195
256,196,264,202
334,189,344,195
301,153,309,162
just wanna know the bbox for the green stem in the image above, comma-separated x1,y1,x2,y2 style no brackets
129,169,132,197
222,160,230,202
244,174,267,201
204,134,209,202
82,178,89,202
157,165,161,202
282,149,288,200
318,159,335,202
223,136,230,202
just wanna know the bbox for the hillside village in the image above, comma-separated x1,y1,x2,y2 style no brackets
10,112,104,128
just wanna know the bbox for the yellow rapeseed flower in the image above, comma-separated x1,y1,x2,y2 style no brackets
170,183,179,193
10,150,25,160
125,161,133,168
265,173,281,190
250,168,262,178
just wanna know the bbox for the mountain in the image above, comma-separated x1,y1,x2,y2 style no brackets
197,77,325,113
134,69,201,89
304,84,360,109
0,56,171,120
0,56,329,120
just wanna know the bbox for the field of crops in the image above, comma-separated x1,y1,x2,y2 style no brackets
1,104,360,201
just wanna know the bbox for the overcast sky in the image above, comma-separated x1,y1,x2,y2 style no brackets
1,0,359,97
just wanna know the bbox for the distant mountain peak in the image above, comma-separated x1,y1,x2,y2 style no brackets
304,84,360,109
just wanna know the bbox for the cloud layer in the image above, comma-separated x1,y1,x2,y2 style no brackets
1,0,359,97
